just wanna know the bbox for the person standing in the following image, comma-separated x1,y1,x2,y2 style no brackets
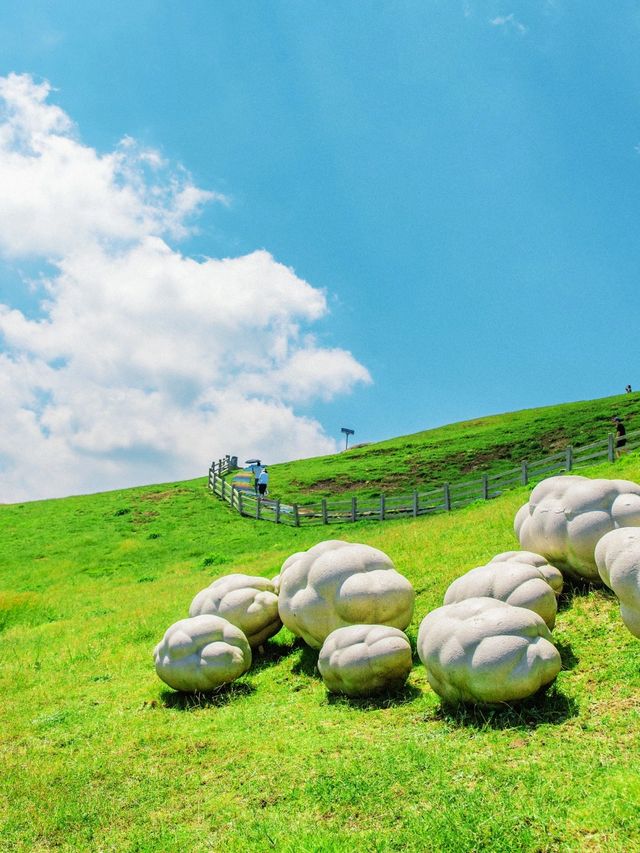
252,463,263,493
257,467,269,497
612,417,627,458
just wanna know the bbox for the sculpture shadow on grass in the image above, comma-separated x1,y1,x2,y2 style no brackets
557,578,615,612
160,681,256,710
324,682,423,711
249,639,298,674
432,684,579,731
290,642,321,678
555,639,579,671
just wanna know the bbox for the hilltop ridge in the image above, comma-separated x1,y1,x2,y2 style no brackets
268,393,640,502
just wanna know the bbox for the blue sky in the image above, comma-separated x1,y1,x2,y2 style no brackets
1,1,639,500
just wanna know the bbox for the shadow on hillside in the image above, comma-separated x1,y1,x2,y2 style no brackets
325,682,422,711
160,681,255,710
432,685,578,730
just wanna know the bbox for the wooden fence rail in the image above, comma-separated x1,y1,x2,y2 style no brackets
208,428,640,526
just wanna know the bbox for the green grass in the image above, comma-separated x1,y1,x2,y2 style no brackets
268,393,640,502
1,430,640,850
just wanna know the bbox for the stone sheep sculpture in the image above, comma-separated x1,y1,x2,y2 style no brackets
189,573,281,647
417,597,561,705
514,476,640,581
595,527,640,638
318,624,413,697
444,551,563,629
278,540,415,649
154,614,252,692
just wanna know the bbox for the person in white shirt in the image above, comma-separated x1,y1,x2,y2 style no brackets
251,463,263,492
257,467,269,497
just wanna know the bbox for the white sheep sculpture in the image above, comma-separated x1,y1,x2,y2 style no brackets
154,614,252,692
595,527,640,638
318,624,413,697
278,540,415,649
189,573,281,647
514,476,640,581
417,597,561,705
444,551,563,629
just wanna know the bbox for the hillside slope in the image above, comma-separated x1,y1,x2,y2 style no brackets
269,393,640,501
0,453,639,850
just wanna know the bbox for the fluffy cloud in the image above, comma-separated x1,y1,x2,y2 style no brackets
0,74,371,502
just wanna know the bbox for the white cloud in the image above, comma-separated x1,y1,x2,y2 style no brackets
0,74,218,258
0,74,371,502
239,347,372,404
490,13,528,34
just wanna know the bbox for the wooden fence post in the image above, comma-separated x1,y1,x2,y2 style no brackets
351,497,357,522
238,492,243,516
608,433,615,462
293,504,300,527
221,478,226,502
275,499,281,524
521,462,529,486
380,494,385,521
443,483,451,511
565,446,573,471
322,498,328,524
412,490,418,518
482,475,489,500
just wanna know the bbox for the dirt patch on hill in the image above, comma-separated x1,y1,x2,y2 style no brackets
538,430,570,452
302,476,382,495
139,488,191,502
294,427,575,496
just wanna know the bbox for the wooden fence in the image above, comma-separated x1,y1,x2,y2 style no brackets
208,429,640,527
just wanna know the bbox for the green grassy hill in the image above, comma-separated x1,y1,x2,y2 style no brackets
1,446,639,850
269,393,640,502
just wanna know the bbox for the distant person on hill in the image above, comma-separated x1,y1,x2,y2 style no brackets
258,467,269,497
251,463,263,493
626,384,633,394
612,417,627,458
